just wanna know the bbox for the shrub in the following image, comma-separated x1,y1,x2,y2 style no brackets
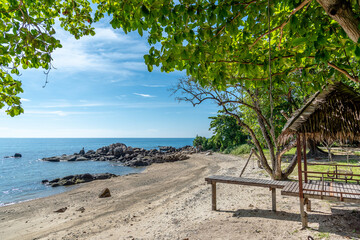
229,144,253,155
193,135,207,148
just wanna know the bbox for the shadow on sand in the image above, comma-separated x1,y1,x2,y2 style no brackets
217,206,360,239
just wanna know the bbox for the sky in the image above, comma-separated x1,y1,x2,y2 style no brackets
0,19,219,138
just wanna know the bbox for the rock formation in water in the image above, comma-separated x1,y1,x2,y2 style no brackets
41,143,197,167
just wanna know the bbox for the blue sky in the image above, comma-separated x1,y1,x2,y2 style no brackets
0,21,219,138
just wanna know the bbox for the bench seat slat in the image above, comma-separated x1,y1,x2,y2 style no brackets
205,175,287,189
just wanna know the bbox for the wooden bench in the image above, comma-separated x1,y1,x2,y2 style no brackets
205,175,287,211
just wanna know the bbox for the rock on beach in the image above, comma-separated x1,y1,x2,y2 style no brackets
42,173,117,187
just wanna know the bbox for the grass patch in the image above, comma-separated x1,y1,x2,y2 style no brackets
227,144,253,155
354,151,360,156
283,161,360,183
316,232,330,240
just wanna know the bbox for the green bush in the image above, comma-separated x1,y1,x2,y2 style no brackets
229,144,253,155
193,135,207,148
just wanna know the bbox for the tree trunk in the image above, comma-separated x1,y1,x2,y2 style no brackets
317,0,360,43
282,153,299,179
306,139,328,158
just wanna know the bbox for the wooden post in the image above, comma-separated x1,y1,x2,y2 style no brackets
297,134,308,228
240,149,254,177
302,133,311,213
211,182,217,211
303,133,308,183
271,187,276,212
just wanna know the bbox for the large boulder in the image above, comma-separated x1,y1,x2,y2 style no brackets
86,150,95,155
162,153,189,162
93,173,117,180
62,175,74,180
79,148,85,155
96,146,110,155
125,159,149,167
76,157,88,161
43,173,117,187
80,173,94,182
113,147,125,157
60,155,77,161
126,147,134,154
63,180,75,186
43,156,61,162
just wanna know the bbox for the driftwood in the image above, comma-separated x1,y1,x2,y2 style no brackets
239,148,262,177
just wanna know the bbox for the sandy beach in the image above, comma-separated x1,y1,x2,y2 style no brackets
0,153,359,240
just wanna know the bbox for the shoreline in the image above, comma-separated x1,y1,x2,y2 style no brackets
0,166,144,208
1,153,359,240
1,141,194,207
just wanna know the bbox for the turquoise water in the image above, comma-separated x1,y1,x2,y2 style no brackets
0,138,193,206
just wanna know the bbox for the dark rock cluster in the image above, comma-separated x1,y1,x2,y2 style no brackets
4,153,22,158
41,143,196,167
42,173,117,187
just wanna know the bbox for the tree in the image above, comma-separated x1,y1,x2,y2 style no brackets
0,0,94,116
3,0,360,117
193,113,249,151
174,77,306,180
93,0,360,87
209,113,248,150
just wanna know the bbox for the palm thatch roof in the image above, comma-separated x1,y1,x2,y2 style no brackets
278,82,360,145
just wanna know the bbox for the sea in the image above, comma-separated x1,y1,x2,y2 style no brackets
0,138,193,207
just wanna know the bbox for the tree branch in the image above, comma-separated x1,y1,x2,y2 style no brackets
327,62,359,83
222,105,273,176
250,0,312,49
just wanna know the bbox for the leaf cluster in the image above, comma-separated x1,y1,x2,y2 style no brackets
93,0,360,91
0,0,94,116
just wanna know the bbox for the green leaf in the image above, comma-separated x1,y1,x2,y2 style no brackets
354,46,360,58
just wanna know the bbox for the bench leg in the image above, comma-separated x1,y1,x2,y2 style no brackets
271,188,276,212
211,182,217,211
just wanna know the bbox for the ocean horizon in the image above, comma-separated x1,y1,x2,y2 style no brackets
0,138,194,206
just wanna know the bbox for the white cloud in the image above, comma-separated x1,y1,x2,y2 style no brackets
116,95,127,99
21,98,31,102
133,93,155,98
51,26,149,78
121,61,147,71
24,110,88,117
40,103,105,108
142,84,166,88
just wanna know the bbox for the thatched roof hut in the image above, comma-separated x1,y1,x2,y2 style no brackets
278,82,360,145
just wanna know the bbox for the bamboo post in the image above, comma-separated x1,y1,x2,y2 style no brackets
303,133,308,183
302,133,311,213
211,182,217,211
297,134,308,228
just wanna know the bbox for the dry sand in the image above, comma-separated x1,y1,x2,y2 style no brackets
0,153,359,240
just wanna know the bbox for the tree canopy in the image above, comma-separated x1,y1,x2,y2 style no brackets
94,0,360,88
0,0,94,116
2,0,360,116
